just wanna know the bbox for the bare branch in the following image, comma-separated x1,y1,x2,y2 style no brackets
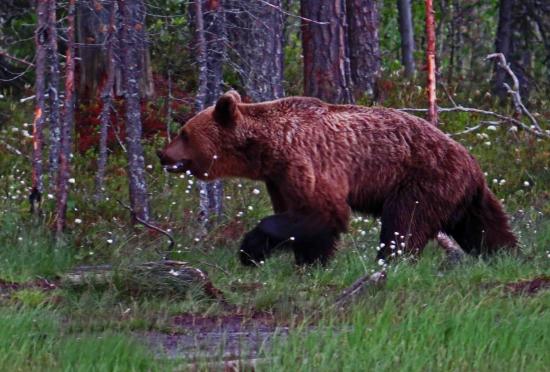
254,0,330,25
0,50,35,67
115,198,175,260
487,53,542,132
399,106,550,139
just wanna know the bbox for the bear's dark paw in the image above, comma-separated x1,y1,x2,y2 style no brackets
293,234,338,266
239,226,285,266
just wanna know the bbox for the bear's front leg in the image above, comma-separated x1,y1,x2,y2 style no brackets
239,212,344,266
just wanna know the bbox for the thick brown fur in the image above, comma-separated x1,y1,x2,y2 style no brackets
158,91,517,265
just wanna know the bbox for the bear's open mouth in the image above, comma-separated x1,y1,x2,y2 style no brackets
162,162,189,173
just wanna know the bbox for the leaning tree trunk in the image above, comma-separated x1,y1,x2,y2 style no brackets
95,1,118,201
425,0,438,126
227,0,284,101
55,0,76,235
346,0,380,99
300,0,354,104
47,0,62,189
397,0,416,78
30,0,49,215
119,0,150,223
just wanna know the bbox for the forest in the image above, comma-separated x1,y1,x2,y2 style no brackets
0,0,549,370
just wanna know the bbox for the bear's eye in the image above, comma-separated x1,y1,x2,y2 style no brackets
180,131,189,141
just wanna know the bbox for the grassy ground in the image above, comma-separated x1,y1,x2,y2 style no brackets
0,97,549,370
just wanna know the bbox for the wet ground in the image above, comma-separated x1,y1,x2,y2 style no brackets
146,313,289,362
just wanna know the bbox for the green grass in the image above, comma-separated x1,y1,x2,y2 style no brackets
0,307,160,371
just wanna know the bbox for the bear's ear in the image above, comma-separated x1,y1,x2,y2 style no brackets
213,90,241,127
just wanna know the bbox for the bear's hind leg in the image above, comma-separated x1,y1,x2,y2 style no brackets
376,196,441,262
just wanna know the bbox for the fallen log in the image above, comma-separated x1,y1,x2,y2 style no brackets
333,270,387,309
62,260,228,303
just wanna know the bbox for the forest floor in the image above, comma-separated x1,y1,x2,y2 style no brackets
0,99,549,370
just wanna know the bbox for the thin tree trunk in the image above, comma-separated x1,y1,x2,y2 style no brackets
30,0,49,215
193,0,224,229
300,0,353,104
47,0,61,189
227,0,285,101
203,0,225,220
55,0,76,235
397,0,416,78
425,0,438,125
95,0,118,201
346,0,380,99
119,0,150,223
194,0,210,229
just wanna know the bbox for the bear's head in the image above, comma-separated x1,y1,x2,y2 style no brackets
157,91,257,180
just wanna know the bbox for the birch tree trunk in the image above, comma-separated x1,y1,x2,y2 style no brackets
227,0,284,101
55,0,76,235
95,1,118,201
346,0,380,99
397,0,416,78
425,0,438,125
30,0,49,215
300,0,354,104
119,0,150,223
47,0,61,189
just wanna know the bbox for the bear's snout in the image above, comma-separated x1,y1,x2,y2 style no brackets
156,149,191,173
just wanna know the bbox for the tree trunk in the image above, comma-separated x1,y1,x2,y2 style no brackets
493,0,514,100
192,0,225,229
119,0,150,223
47,0,62,189
76,0,153,101
346,0,380,99
30,0,49,215
493,0,533,100
300,0,354,104
227,0,285,101
425,0,438,125
397,0,416,78
94,0,118,201
55,0,76,235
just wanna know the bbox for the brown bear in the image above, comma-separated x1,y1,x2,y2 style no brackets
157,91,517,266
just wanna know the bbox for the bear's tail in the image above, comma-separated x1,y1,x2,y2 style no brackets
448,185,517,255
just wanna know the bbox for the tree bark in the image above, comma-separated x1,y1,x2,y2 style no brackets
30,0,49,215
227,0,285,101
94,0,118,201
76,0,153,101
492,0,534,100
47,0,62,189
191,0,225,228
346,0,380,99
119,0,150,223
397,0,416,78
300,0,354,104
55,0,76,235
493,0,514,100
425,0,438,125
